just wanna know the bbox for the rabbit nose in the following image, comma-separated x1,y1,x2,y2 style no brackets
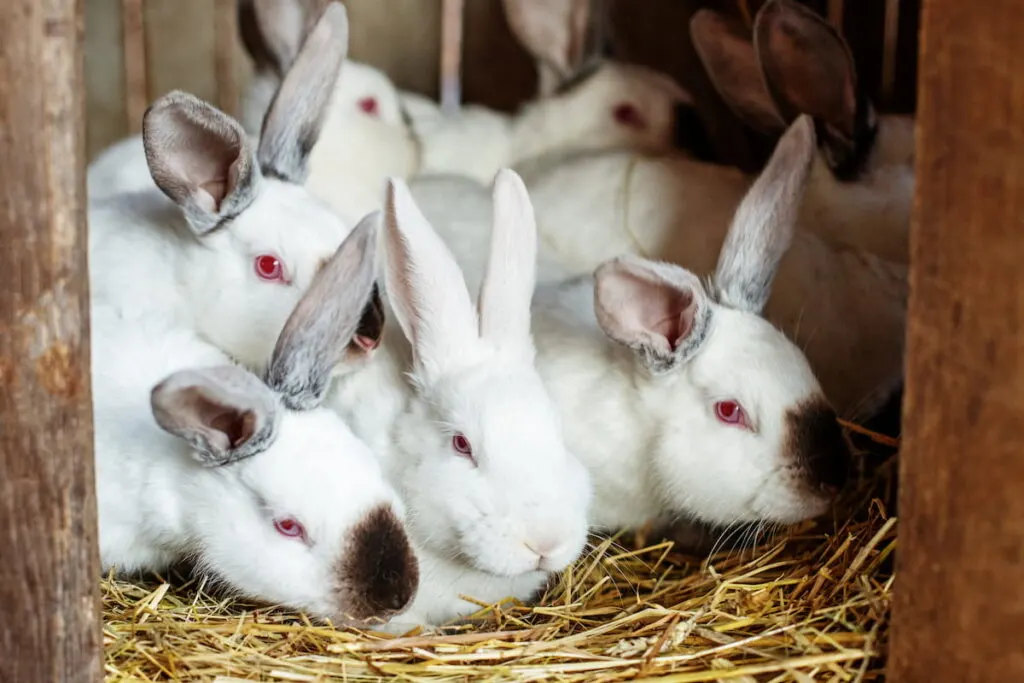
336,505,420,621
673,102,716,161
788,399,852,494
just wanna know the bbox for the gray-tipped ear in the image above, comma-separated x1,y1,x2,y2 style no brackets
689,9,786,136
143,90,260,236
237,0,313,78
594,255,713,375
713,115,816,314
753,0,874,176
257,1,348,184
265,212,379,410
151,366,279,467
501,0,606,95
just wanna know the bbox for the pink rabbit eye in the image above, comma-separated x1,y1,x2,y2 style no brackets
254,254,288,283
714,400,748,427
612,103,645,129
452,433,474,462
273,516,307,540
358,96,380,117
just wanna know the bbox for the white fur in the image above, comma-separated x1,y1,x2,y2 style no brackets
411,125,857,535
233,0,420,226
517,150,908,419
404,61,690,185
89,181,348,371
89,4,355,372
92,219,414,624
325,174,591,630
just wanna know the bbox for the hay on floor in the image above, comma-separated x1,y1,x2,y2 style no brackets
102,432,898,682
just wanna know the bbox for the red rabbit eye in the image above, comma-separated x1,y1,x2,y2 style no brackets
714,400,748,427
452,433,475,463
274,517,306,540
612,103,645,128
254,254,287,283
358,96,380,117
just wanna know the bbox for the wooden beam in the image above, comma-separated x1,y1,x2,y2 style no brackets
439,0,465,113
0,1,101,682
121,0,148,133
888,1,1024,682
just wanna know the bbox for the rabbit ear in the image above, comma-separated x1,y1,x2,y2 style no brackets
689,9,786,136
257,1,348,184
237,0,319,77
594,255,713,375
713,115,816,314
477,170,537,360
501,0,606,95
265,212,380,410
151,366,280,467
754,0,875,175
143,91,260,236
383,178,479,383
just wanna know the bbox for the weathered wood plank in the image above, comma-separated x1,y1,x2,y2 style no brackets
888,1,1024,681
0,1,101,682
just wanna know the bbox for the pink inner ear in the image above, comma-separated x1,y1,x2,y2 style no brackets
358,97,380,117
613,103,646,129
353,334,379,351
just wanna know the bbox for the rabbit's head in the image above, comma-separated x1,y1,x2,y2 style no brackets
143,3,384,371
593,116,852,527
383,172,591,578
690,0,914,180
500,0,712,160
150,215,418,626
237,0,405,133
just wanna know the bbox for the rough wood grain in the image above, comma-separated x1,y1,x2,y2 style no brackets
214,0,239,117
0,1,101,682
888,1,1024,681
121,0,148,132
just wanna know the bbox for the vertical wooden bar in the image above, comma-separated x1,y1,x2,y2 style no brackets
0,0,100,682
214,0,239,117
121,0,148,132
440,0,465,114
879,0,900,105
826,0,844,32
888,1,1024,682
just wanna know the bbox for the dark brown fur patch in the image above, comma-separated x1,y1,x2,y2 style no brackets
335,505,419,622
786,398,851,492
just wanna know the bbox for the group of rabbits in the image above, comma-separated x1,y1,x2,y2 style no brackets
87,0,909,632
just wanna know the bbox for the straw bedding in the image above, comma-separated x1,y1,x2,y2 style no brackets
102,425,898,682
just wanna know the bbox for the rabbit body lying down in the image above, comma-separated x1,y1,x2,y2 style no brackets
91,4,421,626
412,120,853,535
93,218,420,627
324,173,591,631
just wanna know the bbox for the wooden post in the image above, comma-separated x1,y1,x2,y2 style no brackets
439,0,465,114
888,1,1024,682
121,0,148,133
0,1,101,682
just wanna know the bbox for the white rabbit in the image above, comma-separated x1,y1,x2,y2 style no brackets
94,217,420,626
89,3,383,373
688,0,914,264
402,0,706,186
235,0,419,226
414,123,854,533
426,119,905,422
324,172,591,630
90,0,420,227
